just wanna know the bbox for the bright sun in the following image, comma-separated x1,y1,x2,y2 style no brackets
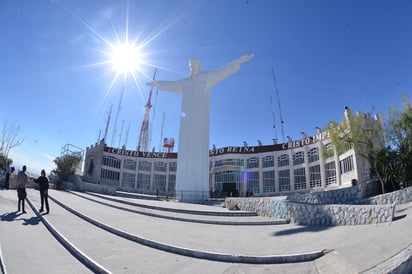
109,43,144,75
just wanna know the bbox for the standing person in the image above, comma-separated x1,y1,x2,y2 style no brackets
3,161,12,190
16,165,28,213
34,169,49,214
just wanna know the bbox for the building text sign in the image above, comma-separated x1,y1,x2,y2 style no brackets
104,147,177,159
105,132,329,158
209,131,329,156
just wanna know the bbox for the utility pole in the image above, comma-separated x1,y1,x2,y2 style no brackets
137,69,157,151
271,67,285,143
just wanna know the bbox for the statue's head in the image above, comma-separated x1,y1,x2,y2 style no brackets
189,58,202,75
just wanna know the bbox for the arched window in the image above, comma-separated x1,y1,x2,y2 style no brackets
154,161,167,172
262,155,274,168
102,156,120,169
138,160,152,172
293,151,305,165
123,159,136,170
246,157,259,169
323,143,334,159
308,147,319,163
169,162,177,172
278,154,289,167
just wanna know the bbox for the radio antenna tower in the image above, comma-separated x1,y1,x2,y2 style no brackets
118,119,124,148
271,67,285,143
159,112,165,151
111,76,127,147
270,96,278,143
103,104,112,143
150,83,159,151
123,121,130,148
137,69,157,151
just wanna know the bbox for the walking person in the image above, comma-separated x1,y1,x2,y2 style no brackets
34,169,49,214
16,165,28,213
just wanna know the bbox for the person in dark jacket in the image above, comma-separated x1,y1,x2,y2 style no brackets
34,169,49,214
16,165,28,213
3,161,14,190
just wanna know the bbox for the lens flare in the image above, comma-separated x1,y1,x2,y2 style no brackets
110,44,143,74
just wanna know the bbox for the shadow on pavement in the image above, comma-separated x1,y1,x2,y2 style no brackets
272,225,330,236
1,211,23,222
22,216,41,226
393,214,407,222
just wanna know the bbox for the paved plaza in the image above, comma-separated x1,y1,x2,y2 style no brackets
1,188,411,273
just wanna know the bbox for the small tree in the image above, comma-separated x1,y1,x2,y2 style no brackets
0,154,11,171
326,107,386,193
52,154,82,182
0,120,24,168
385,96,412,188
377,147,399,192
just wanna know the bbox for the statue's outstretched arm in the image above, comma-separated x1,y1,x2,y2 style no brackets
208,54,254,86
238,54,254,64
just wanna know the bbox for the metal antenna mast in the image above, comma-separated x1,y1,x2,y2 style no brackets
137,69,157,151
123,121,130,148
111,76,127,147
103,104,112,143
149,85,159,151
118,119,124,148
271,67,285,143
159,112,165,151
270,96,278,143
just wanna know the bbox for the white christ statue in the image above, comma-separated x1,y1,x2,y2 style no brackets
149,54,254,202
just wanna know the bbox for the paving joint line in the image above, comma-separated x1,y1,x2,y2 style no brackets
49,194,327,264
83,191,257,216
70,191,287,226
25,196,112,274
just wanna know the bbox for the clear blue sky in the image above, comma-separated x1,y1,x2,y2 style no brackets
1,0,411,175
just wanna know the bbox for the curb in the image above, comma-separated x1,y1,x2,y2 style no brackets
84,191,257,216
49,195,327,264
71,191,288,226
26,197,112,274
361,243,412,274
0,243,7,274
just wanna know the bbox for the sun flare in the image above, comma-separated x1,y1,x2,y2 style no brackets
109,43,144,75
58,0,191,122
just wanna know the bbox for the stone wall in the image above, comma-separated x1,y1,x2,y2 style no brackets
360,186,412,205
226,197,395,226
285,181,412,206
60,175,116,195
78,181,116,195
227,186,412,226
286,180,383,205
286,187,362,205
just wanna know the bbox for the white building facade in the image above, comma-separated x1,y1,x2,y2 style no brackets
83,109,381,198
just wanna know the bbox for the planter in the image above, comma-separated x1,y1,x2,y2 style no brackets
226,202,239,210
56,181,62,190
